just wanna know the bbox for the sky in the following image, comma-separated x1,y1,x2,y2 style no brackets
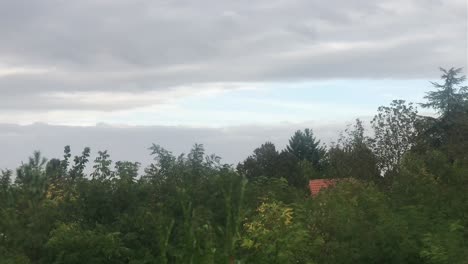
0,0,467,169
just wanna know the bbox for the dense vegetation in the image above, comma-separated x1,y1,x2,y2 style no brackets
1,68,467,263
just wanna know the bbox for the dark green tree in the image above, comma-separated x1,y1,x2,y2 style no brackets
328,119,380,181
421,67,467,117
237,142,279,180
417,67,468,163
286,129,326,170
69,147,91,181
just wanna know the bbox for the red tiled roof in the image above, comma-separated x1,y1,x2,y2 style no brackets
309,179,338,196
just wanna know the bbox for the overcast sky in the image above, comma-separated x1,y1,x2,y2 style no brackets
0,0,467,169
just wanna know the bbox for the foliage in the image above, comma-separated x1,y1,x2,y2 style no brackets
370,100,419,174
327,119,380,182
421,67,468,116
286,128,326,170
237,142,279,181
241,200,312,264
44,224,129,264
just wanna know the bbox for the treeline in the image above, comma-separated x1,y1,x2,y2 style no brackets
1,68,467,263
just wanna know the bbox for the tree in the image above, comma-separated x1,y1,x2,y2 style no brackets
112,161,140,219
0,169,13,207
305,181,410,263
44,224,129,264
417,67,468,163
218,171,247,264
61,145,72,175
145,144,176,181
328,119,380,181
420,221,467,264
15,151,49,203
286,129,326,170
69,147,91,181
371,100,419,174
421,67,467,117
241,200,311,263
91,151,113,181
275,151,308,189
0,169,12,190
15,151,47,188
237,142,279,180
114,161,139,183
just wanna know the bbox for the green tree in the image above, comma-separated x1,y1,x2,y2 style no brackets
15,151,47,190
0,169,12,192
45,224,129,264
241,200,312,264
286,129,326,170
370,100,419,175
114,161,139,183
420,221,467,264
69,147,91,181
237,142,279,180
276,151,310,189
421,67,467,116
306,180,410,263
91,151,113,181
417,67,468,163
328,119,380,181
218,171,246,264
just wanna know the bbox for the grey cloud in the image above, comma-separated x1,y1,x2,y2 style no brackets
0,121,348,171
0,0,466,111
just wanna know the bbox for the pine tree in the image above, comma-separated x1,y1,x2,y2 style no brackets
286,129,325,170
421,67,467,116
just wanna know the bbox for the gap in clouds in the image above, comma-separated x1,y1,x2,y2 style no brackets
0,79,433,126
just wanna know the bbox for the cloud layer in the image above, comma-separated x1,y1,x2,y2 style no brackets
0,0,466,113
0,122,346,171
